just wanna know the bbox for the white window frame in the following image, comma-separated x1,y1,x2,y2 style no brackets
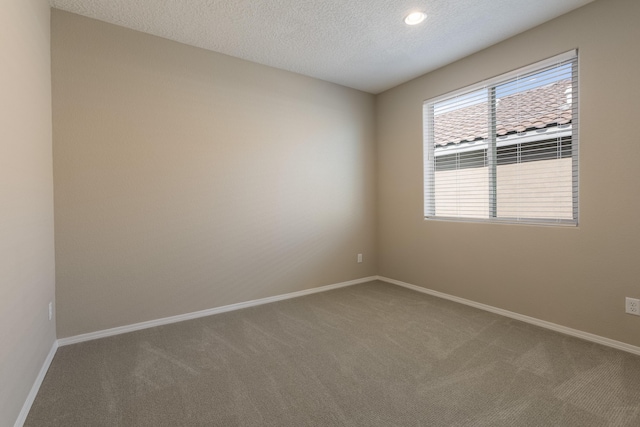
423,50,579,226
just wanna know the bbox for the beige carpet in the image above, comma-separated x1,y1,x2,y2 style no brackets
26,281,640,426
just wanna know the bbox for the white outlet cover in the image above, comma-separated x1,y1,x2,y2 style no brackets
625,297,640,316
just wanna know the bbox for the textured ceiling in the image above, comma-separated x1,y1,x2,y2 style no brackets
49,0,594,94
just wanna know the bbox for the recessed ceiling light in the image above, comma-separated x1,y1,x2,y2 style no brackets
404,11,427,26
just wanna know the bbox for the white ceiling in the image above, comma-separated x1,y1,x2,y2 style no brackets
50,0,595,94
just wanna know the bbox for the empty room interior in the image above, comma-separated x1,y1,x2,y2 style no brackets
3,0,640,425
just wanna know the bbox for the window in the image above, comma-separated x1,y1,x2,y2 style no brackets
423,51,578,226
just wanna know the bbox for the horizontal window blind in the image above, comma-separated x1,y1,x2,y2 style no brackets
424,51,578,226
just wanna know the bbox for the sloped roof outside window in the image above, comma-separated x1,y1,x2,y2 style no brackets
433,79,572,147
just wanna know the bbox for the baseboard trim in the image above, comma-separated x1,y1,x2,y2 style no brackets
14,340,58,427
377,276,640,357
58,276,378,346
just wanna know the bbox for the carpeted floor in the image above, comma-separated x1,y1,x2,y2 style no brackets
26,281,640,426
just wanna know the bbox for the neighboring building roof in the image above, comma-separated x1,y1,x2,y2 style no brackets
433,79,572,147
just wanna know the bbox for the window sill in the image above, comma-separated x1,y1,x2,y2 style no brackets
424,216,578,227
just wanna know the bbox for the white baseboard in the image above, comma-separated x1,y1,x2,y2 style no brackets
377,276,640,357
58,276,378,346
14,340,58,427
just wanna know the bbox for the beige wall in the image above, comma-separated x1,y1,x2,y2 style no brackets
434,159,573,219
0,0,56,425
377,0,640,347
52,10,377,338
496,159,573,220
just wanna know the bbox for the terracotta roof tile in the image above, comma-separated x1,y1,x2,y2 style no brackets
434,79,572,146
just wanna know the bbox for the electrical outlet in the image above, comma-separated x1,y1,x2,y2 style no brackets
626,297,640,316
48,302,53,321
357,253,363,263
